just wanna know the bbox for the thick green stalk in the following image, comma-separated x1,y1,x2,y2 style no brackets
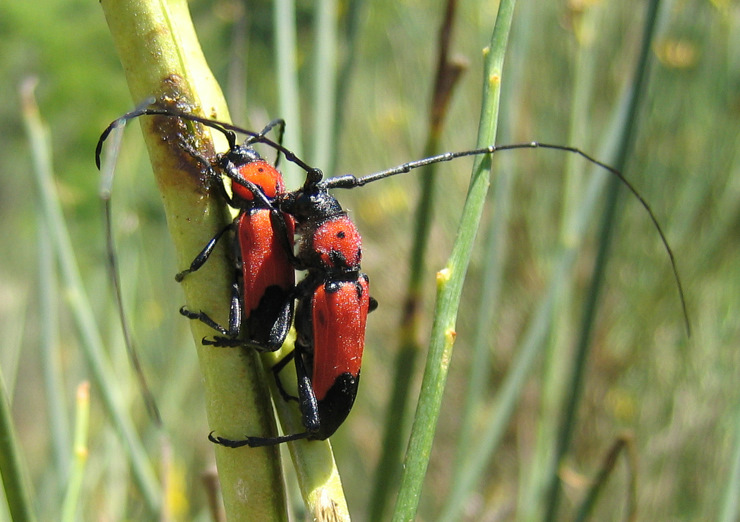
98,0,286,519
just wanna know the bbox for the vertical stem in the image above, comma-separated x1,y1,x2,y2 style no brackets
0,369,36,522
311,0,338,171
274,0,304,185
369,2,465,518
98,0,287,518
391,0,517,518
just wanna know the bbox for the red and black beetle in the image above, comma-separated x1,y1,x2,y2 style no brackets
97,107,380,446
98,112,297,351
172,119,298,352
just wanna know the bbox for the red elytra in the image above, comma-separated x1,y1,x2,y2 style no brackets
185,137,297,351
310,277,370,402
237,206,295,330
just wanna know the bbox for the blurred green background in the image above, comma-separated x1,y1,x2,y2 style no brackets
0,0,738,520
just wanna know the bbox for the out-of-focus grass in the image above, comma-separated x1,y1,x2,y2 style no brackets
1,0,737,519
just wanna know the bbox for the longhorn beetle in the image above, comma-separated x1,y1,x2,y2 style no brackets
97,107,378,446
96,105,688,447
97,111,296,352
171,119,298,352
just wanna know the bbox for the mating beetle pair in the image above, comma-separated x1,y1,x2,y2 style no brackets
97,104,687,447
98,107,378,446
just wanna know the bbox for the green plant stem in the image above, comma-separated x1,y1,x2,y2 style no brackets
98,0,287,519
448,161,511,492
37,215,71,484
543,0,663,518
525,5,602,518
329,0,367,177
100,2,350,519
274,0,304,186
391,0,516,519
720,398,740,522
258,348,350,520
311,0,338,171
369,3,465,518
368,138,442,522
439,262,566,522
450,0,533,498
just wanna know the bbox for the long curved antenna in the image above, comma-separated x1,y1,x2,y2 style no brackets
324,142,690,336
97,116,163,427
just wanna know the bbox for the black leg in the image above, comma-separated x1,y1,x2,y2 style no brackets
208,429,310,448
175,223,234,281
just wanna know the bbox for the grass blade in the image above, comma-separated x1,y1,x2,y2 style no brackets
391,0,516,518
0,366,36,522
61,382,91,522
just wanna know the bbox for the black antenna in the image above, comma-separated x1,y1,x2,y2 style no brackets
321,142,690,336
97,109,162,427
96,108,321,179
